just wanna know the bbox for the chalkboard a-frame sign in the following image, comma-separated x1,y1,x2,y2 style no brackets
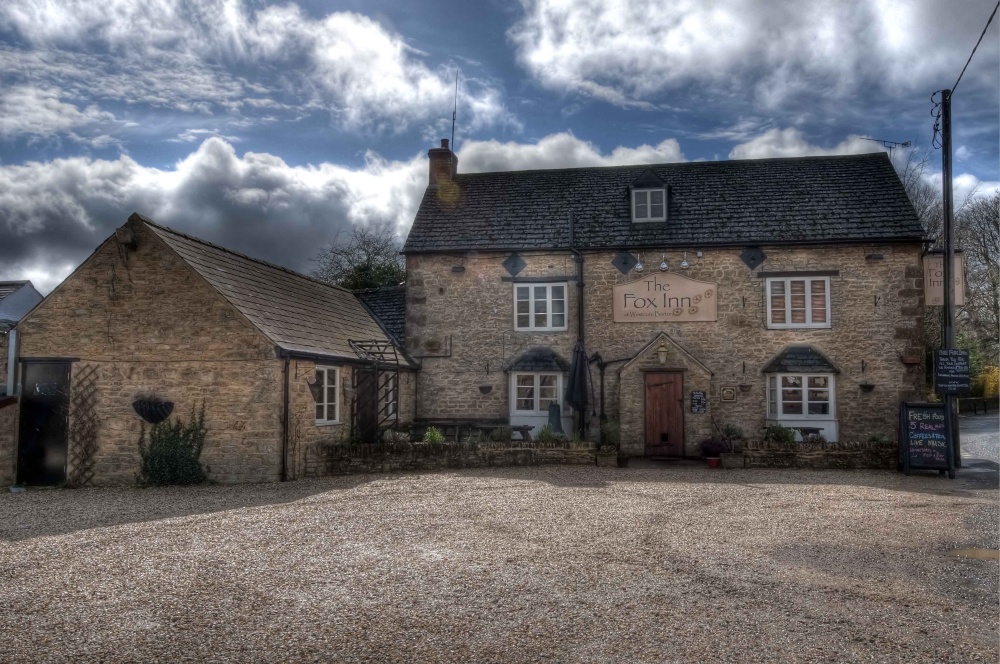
899,402,954,479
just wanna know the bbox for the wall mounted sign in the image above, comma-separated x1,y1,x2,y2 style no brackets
613,273,718,322
720,386,737,402
923,254,965,306
934,349,971,395
690,390,707,413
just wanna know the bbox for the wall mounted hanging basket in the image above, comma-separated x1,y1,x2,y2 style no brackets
859,383,876,393
132,399,174,424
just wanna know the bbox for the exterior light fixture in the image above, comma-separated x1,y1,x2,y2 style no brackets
635,254,645,272
657,340,668,365
680,251,690,270
659,254,669,271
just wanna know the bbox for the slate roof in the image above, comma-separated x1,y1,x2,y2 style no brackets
0,281,29,302
762,346,840,374
139,215,411,366
404,152,924,253
355,286,406,344
506,347,569,373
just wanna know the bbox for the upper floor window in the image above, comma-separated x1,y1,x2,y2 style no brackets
632,189,666,222
515,283,567,331
766,277,830,329
315,366,340,425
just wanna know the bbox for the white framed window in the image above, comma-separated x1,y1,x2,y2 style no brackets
380,373,397,417
632,188,666,222
514,283,567,331
766,277,831,328
767,374,834,419
315,366,340,425
512,373,563,414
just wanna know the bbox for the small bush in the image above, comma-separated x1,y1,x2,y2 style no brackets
382,429,410,444
720,423,746,452
423,426,445,444
489,426,512,442
699,437,727,457
138,405,207,485
600,420,621,449
763,423,796,446
867,433,891,445
804,433,827,444
537,424,568,444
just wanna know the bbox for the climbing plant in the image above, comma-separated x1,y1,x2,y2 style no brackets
138,404,207,485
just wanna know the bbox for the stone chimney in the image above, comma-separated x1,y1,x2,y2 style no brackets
428,138,458,187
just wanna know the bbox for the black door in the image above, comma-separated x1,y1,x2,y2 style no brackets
354,367,379,443
17,362,71,485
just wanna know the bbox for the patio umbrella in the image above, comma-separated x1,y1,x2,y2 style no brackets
565,340,589,433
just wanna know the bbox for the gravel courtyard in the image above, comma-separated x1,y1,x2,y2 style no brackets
1,466,997,663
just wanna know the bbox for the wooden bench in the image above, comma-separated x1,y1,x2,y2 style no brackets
413,419,533,443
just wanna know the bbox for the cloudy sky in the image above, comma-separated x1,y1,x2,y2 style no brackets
1,0,997,292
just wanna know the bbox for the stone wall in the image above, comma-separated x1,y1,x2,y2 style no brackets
16,220,284,485
302,441,596,477
0,397,17,485
406,244,926,455
0,332,8,393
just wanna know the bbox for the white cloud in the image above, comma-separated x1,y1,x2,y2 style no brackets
728,128,878,160
0,1,515,139
509,0,1000,108
458,132,685,172
0,86,121,145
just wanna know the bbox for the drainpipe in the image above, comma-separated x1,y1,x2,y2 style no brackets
281,355,290,482
568,211,585,435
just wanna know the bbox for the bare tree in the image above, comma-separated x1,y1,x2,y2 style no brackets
311,222,405,291
957,192,1000,363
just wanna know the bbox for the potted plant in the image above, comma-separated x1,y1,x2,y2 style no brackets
597,420,624,467
719,423,746,468
700,437,726,468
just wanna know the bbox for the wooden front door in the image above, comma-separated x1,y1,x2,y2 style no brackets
644,372,684,457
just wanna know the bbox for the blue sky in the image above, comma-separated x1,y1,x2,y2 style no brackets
1,0,997,292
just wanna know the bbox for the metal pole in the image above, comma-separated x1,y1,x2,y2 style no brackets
941,89,960,471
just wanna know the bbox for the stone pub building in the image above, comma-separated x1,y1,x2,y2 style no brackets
403,140,927,456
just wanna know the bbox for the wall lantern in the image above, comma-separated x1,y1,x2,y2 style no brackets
635,254,645,272
659,254,669,271
657,340,668,365
680,251,690,270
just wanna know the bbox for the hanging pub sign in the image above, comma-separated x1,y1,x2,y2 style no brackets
934,349,971,395
899,402,954,478
923,253,965,306
613,273,718,322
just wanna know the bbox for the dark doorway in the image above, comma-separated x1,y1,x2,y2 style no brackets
17,361,72,485
353,366,379,443
644,372,684,457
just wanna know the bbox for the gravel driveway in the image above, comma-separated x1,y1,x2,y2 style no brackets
1,466,997,663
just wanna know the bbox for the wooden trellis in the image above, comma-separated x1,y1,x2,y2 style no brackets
349,340,401,443
67,364,100,487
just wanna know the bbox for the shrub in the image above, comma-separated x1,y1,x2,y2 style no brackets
138,405,207,485
763,423,796,446
867,433,891,445
382,429,410,444
489,426,512,442
699,437,727,457
537,424,568,444
720,423,746,452
600,420,621,449
422,426,445,444
804,433,827,444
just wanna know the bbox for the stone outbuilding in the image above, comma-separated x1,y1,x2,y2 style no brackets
2,214,414,486
1,280,43,396
403,140,927,456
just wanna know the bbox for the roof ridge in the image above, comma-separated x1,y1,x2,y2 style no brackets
453,151,888,178
0,280,29,287
134,213,355,296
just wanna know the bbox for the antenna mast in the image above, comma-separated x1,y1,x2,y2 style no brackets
451,72,458,149
861,136,911,161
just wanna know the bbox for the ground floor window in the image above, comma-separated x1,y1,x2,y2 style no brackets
315,366,340,424
767,374,834,418
380,373,397,417
512,372,563,414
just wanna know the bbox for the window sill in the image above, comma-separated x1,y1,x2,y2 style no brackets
766,325,832,331
513,328,568,334
315,420,341,427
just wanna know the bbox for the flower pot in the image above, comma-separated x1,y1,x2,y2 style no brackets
706,457,721,468
859,383,876,393
738,384,752,392
132,399,174,424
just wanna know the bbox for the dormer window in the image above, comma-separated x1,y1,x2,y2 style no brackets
628,169,668,223
632,189,666,222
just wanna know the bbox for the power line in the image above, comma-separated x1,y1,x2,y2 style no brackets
952,0,999,93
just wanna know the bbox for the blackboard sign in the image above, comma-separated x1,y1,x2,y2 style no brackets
690,391,707,414
899,402,953,477
934,349,971,395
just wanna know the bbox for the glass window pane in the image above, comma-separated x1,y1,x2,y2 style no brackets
635,203,648,218
551,285,564,300
790,281,806,323
782,376,802,388
807,376,828,388
770,296,786,323
650,203,664,218
516,300,529,314
782,389,802,402
327,385,337,405
808,389,829,402
534,286,547,300
769,376,777,390
552,314,565,327
552,299,565,314
534,299,547,314
783,401,803,415
517,375,534,387
810,280,827,323
516,286,529,300
807,402,830,415
516,314,530,328
534,314,547,327
650,190,664,205
539,375,557,388
635,191,647,205
316,404,324,420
